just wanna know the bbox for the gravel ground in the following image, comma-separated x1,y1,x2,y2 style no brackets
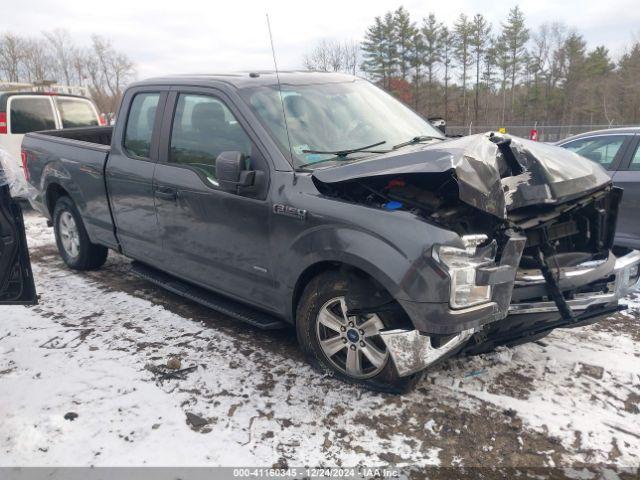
1,210,639,473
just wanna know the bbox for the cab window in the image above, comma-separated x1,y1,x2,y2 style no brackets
562,135,626,169
169,94,252,185
123,93,160,158
9,97,56,134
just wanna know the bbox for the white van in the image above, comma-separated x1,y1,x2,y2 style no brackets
0,92,102,188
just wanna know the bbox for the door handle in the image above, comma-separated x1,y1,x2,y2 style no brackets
154,186,178,201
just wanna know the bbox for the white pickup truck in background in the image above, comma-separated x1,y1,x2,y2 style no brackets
0,90,102,194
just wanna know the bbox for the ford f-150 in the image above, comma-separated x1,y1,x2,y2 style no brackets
21,72,640,392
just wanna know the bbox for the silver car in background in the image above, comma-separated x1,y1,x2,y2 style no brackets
557,127,640,249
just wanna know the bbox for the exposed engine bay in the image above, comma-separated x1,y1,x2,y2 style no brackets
314,169,501,236
314,169,620,265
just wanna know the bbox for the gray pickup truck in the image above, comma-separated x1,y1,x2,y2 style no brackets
20,72,640,392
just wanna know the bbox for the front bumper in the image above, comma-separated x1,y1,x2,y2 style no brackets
509,249,640,315
381,249,640,377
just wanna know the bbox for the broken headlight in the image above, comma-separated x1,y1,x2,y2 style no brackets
434,235,497,309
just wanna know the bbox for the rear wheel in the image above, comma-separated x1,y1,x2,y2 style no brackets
53,196,108,270
296,270,423,393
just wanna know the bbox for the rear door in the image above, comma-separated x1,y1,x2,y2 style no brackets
105,87,169,264
612,135,640,249
0,180,36,305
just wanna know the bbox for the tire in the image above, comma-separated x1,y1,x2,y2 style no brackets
53,196,108,270
296,270,423,393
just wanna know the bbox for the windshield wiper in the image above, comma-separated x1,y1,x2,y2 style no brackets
392,135,443,150
302,141,388,158
297,141,389,169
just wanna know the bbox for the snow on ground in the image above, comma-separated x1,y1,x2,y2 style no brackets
0,211,639,468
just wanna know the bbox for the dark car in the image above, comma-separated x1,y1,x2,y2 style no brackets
19,72,640,392
557,127,640,249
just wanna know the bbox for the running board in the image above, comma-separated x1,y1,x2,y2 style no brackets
130,262,287,330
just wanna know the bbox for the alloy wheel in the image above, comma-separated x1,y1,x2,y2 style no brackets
316,296,389,379
58,211,80,260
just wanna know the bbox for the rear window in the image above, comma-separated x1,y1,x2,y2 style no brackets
123,93,160,158
56,98,99,128
9,97,56,134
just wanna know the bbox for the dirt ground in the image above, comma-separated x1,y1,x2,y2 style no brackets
1,210,639,475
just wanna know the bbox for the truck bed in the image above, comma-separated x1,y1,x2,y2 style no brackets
23,126,118,249
33,126,113,147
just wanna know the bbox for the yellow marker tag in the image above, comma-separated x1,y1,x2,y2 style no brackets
498,127,507,134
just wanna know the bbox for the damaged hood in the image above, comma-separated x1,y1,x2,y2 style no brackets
312,133,612,219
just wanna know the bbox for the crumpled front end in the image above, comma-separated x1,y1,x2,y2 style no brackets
381,183,640,377
313,133,635,377
379,230,528,377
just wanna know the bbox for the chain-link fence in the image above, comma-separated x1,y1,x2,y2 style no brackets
445,124,638,143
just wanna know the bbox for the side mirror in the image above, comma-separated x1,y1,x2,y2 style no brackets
216,151,255,193
428,117,446,135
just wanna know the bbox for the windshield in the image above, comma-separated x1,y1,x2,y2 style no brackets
239,79,445,169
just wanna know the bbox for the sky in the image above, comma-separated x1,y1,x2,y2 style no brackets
2,0,640,80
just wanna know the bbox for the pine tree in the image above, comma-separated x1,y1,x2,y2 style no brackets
381,11,399,86
617,43,640,123
560,33,587,124
440,26,454,121
393,7,416,81
470,14,491,123
482,37,498,123
409,31,425,110
453,14,473,125
361,16,387,84
500,6,529,114
361,13,398,88
421,13,443,114
495,39,511,124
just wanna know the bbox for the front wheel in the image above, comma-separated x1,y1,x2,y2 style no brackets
53,196,108,270
296,271,422,393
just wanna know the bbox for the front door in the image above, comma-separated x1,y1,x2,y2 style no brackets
152,89,277,312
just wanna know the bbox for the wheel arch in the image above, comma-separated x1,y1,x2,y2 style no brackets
289,257,401,326
46,182,71,217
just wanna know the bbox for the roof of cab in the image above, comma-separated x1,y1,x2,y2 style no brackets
130,71,359,90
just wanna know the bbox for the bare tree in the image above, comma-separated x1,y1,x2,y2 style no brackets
303,39,360,75
0,33,24,82
0,30,135,114
87,35,135,113
21,38,53,82
304,39,336,72
43,29,75,85
342,40,360,75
